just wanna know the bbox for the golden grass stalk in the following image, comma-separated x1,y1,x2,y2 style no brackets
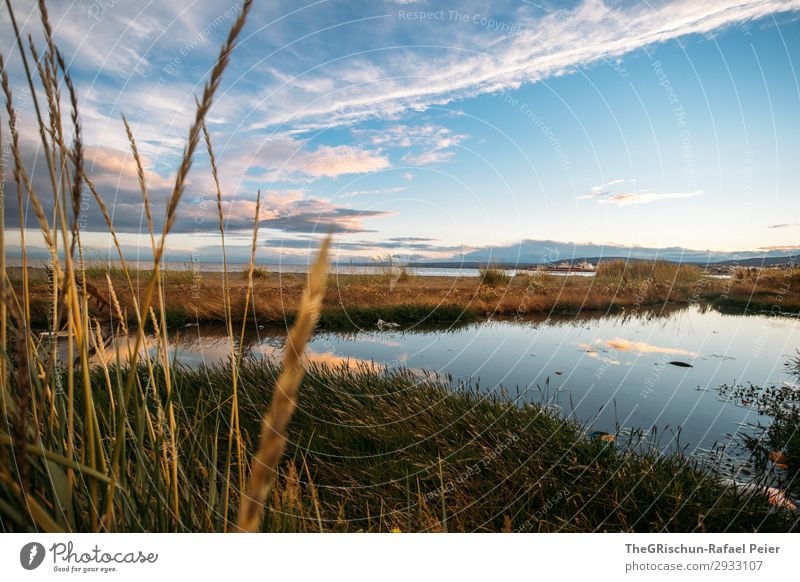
0,112,7,414
122,114,155,250
4,4,75,324
222,188,261,528
203,121,234,330
112,0,253,524
119,0,253,386
203,121,246,529
0,0,256,533
105,275,128,336
237,234,332,533
122,110,180,524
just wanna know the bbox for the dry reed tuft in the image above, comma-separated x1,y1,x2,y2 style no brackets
0,0,257,533
237,234,332,533
595,259,702,285
479,265,511,286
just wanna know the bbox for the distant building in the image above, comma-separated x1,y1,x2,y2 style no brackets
547,261,595,272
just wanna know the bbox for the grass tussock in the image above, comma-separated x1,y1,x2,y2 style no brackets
479,266,511,286
250,266,270,281
374,253,415,283
710,268,800,314
0,0,268,533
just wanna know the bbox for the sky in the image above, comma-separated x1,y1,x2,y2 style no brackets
2,0,800,265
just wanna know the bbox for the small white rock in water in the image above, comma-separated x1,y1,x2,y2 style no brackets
376,319,400,330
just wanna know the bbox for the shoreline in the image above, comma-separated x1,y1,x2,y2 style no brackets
14,266,800,330
74,359,797,532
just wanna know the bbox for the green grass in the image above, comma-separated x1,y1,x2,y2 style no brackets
82,262,197,284
711,295,800,316
59,360,798,532
83,263,130,280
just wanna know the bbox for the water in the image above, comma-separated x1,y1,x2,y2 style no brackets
66,305,799,474
12,257,590,278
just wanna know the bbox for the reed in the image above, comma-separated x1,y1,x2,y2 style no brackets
0,0,258,533
374,253,414,282
251,266,270,280
237,235,331,532
478,265,511,286
595,259,702,285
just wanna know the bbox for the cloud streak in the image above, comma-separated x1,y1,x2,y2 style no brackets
579,179,701,206
244,0,800,129
597,191,702,206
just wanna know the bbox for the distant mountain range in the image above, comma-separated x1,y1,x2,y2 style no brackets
405,255,798,269
420,239,800,268
13,237,799,268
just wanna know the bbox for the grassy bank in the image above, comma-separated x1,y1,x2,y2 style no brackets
3,360,792,533
14,262,800,331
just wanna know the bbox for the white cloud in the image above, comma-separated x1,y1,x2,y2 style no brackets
6,0,796,187
245,0,800,129
338,186,407,199
579,179,701,206
600,191,701,206
356,124,467,167
299,145,390,177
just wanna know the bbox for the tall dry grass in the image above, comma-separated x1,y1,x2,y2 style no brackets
595,259,702,285
0,0,333,532
237,235,331,532
478,265,511,286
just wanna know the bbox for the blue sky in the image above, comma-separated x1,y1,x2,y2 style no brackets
3,0,800,264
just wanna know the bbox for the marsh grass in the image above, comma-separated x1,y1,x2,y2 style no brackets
251,266,270,280
479,265,511,286
82,263,129,280
66,359,796,532
595,259,702,285
374,253,414,282
741,358,800,493
0,0,275,532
